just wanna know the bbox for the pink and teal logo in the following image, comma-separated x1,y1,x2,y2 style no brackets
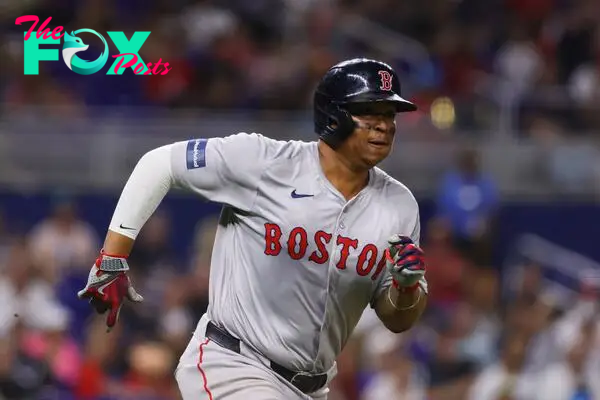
16,15,172,75
62,29,108,75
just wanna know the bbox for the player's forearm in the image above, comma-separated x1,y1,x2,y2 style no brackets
375,285,427,333
103,230,136,256
104,145,174,255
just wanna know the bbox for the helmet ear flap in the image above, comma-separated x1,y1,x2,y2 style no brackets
314,90,356,148
320,105,355,148
331,106,355,140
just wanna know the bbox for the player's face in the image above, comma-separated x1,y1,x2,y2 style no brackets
342,102,398,169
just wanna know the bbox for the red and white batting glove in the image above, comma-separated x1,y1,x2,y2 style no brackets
384,234,428,294
77,250,143,330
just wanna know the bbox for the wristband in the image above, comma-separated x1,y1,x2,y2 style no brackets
97,250,130,272
387,286,422,311
392,279,420,293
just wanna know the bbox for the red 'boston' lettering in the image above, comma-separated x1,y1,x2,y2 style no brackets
371,252,388,281
336,235,358,270
263,225,385,281
264,223,282,256
356,244,378,276
308,230,332,264
287,227,308,260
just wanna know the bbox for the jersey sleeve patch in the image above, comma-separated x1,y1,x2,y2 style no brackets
186,138,208,169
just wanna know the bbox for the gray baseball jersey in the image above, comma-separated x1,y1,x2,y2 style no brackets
170,132,420,373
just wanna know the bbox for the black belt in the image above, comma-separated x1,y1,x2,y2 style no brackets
205,321,328,394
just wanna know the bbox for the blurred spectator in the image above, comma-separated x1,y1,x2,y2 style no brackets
551,294,599,364
493,20,543,103
0,237,64,336
555,5,597,86
467,331,536,400
28,194,99,283
360,328,427,400
75,317,124,400
459,269,502,369
0,237,79,399
510,261,544,305
421,216,470,312
535,317,600,400
518,294,565,373
154,276,193,357
19,303,81,396
423,303,479,399
435,147,499,265
129,210,175,273
330,336,361,400
568,60,600,106
118,341,179,399
26,195,99,343
121,210,181,340
0,325,51,400
183,216,219,323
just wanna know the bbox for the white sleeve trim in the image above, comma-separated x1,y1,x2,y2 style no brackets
108,144,174,240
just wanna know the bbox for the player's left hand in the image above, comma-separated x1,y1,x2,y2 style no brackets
384,234,426,291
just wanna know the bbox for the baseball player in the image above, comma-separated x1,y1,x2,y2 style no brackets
77,58,428,399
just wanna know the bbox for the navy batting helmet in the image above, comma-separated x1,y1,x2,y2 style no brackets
314,58,417,148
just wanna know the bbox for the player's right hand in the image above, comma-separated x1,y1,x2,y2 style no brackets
77,251,143,330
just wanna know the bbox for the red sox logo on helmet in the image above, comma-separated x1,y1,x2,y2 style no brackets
378,70,393,91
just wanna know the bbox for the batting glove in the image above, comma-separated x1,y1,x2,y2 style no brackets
77,250,143,330
384,234,427,293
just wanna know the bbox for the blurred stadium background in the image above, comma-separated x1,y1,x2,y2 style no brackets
1,0,600,399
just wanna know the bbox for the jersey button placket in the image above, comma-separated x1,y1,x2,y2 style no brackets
339,204,349,230
339,199,355,230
